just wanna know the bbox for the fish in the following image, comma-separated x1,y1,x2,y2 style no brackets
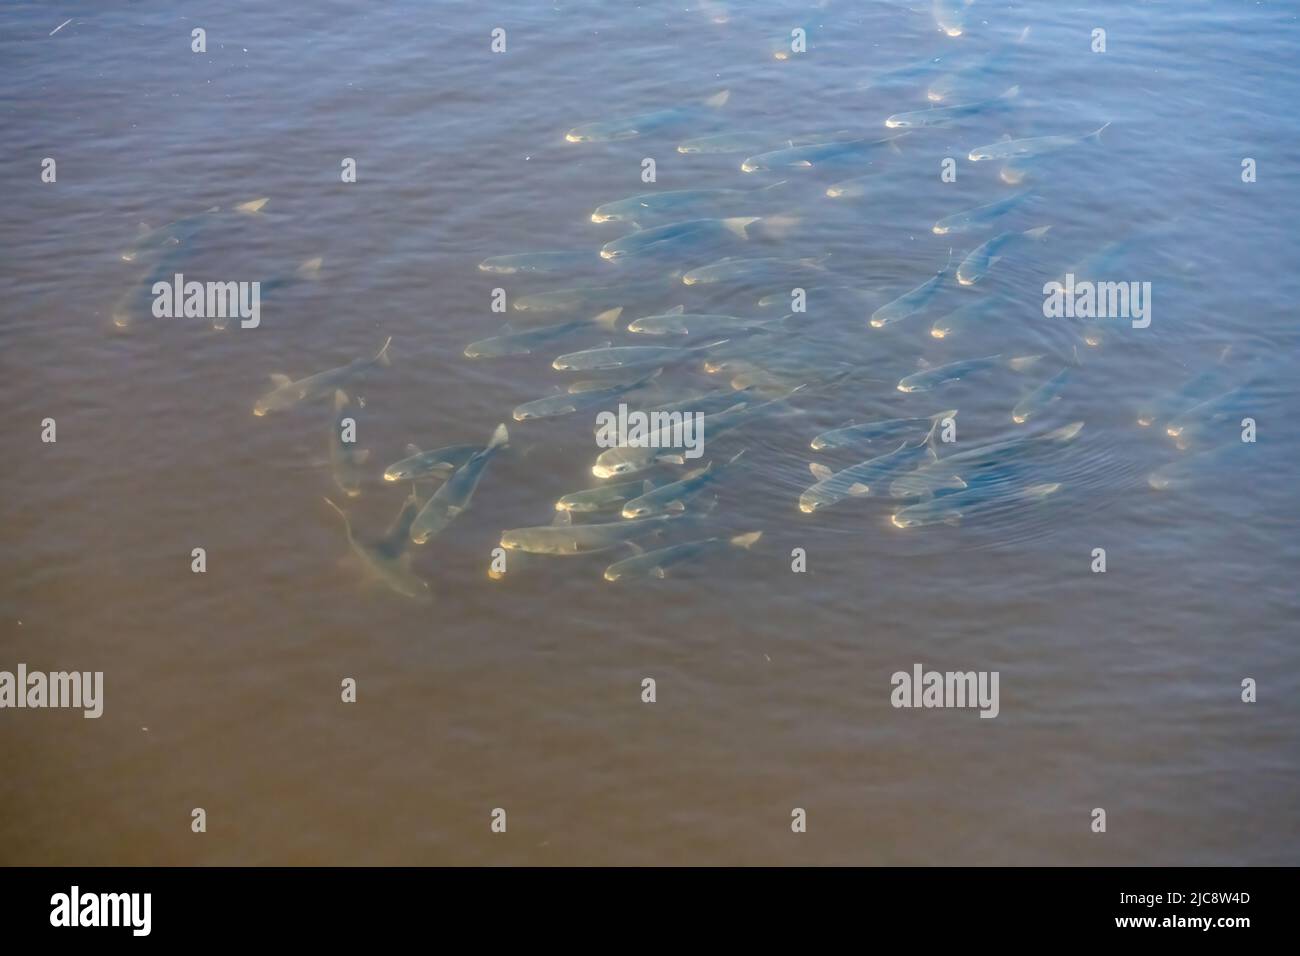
464,307,623,358
118,198,268,263
824,171,883,199
565,90,730,142
891,481,1062,528
626,308,792,337
926,28,1031,102
409,423,509,545
869,253,954,328
383,443,480,483
677,131,781,155
1135,368,1228,429
603,531,763,581
615,387,764,424
811,409,956,451
599,215,798,261
254,338,392,416
897,354,1043,392
929,295,1006,339
590,182,785,224
1164,387,1255,445
956,225,1051,285
500,512,684,555
328,390,369,498
621,450,745,518
477,251,600,275
556,478,656,514
855,55,949,93
885,85,1020,129
592,386,803,478
932,191,1032,235
742,134,906,173
1147,443,1241,491
681,254,830,286
512,280,667,314
968,123,1111,162
800,435,940,513
552,338,727,372
211,256,323,331
512,368,662,422
933,0,975,37
322,495,430,601
888,421,1083,498
1012,359,1074,424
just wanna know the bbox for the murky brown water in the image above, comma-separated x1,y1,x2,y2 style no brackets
2,0,1298,864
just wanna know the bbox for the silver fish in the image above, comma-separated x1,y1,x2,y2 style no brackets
478,251,599,275
512,368,662,422
888,421,1083,498
512,281,668,314
968,122,1110,162
565,90,730,142
322,495,430,601
599,215,796,261
897,354,1042,392
869,254,953,328
682,254,830,286
800,437,938,513
500,512,682,555
591,182,784,224
956,225,1051,285
929,295,1006,339
552,338,727,372
556,478,656,513
741,134,906,173
465,308,623,359
118,197,268,263
409,423,508,545
1012,362,1073,424
932,191,1032,235
603,531,762,581
891,481,1062,528
627,308,790,337
621,450,745,518
811,409,956,451
254,338,392,416
383,443,480,483
885,85,1019,129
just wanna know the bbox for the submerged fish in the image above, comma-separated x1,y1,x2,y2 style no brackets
929,295,1007,339
897,354,1042,392
465,308,623,359
119,198,268,263
1147,443,1241,491
383,443,480,483
329,390,369,498
556,478,656,513
477,251,599,275
891,481,1062,528
1135,368,1228,429
824,171,884,199
409,423,509,545
869,254,953,328
322,495,430,601
968,123,1110,162
552,338,726,372
856,55,949,93
500,512,683,555
512,280,666,314
885,85,1019,129
682,254,830,286
956,225,1051,285
591,182,784,224
627,308,791,337
800,436,939,513
742,134,905,173
599,215,796,261
254,338,392,416
932,191,1032,235
603,531,763,581
811,409,956,451
211,256,323,331
933,0,975,37
888,421,1083,497
1164,387,1255,445
512,368,662,422
1012,361,1073,424
621,450,745,518
926,28,1030,102
565,90,730,142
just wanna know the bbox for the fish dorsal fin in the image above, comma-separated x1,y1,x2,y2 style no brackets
551,509,572,527
809,462,833,481
641,479,656,493
666,305,686,315
405,443,422,456
848,482,871,496
270,373,292,387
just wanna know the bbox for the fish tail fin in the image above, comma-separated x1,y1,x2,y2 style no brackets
322,496,351,534
1000,84,1021,101
1024,482,1062,499
487,423,510,450
730,531,763,550
722,216,762,238
1024,225,1052,241
1007,354,1044,372
234,197,269,214
1091,121,1111,144
375,336,394,366
703,89,731,109
592,306,623,330
296,256,324,279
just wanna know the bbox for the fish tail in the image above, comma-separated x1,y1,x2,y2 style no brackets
730,531,763,549
1023,225,1052,241
1091,121,1111,144
592,306,623,330
234,197,269,214
486,422,510,449
1000,84,1021,100
722,216,762,238
296,256,324,279
375,336,394,366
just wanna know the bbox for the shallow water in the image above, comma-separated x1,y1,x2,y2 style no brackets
2,0,1298,864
